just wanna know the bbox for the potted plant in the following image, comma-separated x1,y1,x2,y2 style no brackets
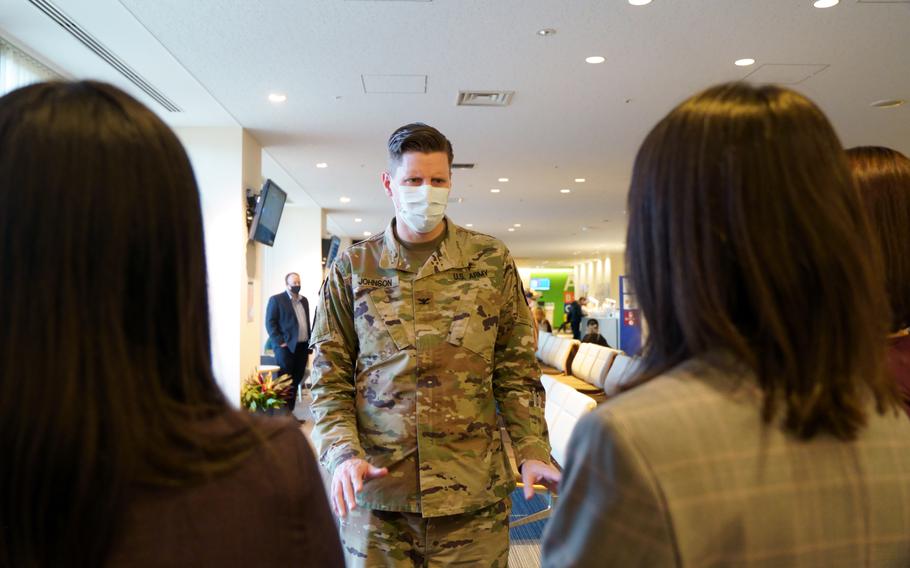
241,370,293,415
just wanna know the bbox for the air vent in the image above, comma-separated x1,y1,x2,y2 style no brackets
457,91,514,107
451,163,475,169
27,0,182,112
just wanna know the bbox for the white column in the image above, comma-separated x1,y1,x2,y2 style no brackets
174,126,263,405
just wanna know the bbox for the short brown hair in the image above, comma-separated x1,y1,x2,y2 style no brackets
626,82,894,440
846,146,910,332
387,122,454,167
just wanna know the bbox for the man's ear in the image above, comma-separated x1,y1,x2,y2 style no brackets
381,171,394,198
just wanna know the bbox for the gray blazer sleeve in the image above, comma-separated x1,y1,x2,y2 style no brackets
541,410,678,568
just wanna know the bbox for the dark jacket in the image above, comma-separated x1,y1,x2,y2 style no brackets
581,332,610,348
107,415,344,567
266,292,310,353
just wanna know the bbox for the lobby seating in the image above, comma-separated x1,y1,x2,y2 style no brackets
536,330,640,403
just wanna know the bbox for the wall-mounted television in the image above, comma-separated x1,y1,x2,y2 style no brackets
530,277,551,291
249,179,287,246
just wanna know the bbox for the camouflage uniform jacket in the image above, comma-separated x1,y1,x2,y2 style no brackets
309,218,550,517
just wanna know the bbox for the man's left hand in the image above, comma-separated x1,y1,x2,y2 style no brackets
520,459,561,500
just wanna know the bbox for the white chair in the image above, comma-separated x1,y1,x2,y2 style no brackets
512,375,597,527
602,354,641,395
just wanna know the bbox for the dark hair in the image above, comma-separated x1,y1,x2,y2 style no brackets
846,146,910,332
285,272,300,284
0,81,259,566
626,82,895,440
587,320,599,328
387,122,454,167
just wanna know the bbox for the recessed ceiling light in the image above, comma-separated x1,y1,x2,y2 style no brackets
498,177,510,182
813,0,838,7
466,223,473,227
870,99,905,109
268,93,287,103
585,56,606,65
490,188,501,193
316,162,328,168
363,231,372,237
537,28,556,36
354,218,362,223
734,58,755,67
574,178,586,183
560,189,571,194
629,0,652,5
513,223,522,227
508,228,515,232
339,196,351,203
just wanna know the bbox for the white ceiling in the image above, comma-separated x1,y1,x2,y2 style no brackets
2,0,909,262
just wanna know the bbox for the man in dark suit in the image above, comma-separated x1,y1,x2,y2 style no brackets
266,272,310,411
567,297,586,340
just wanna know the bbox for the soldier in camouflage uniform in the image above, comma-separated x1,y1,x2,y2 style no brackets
309,123,561,567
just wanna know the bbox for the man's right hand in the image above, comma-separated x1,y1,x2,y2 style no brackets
331,457,388,518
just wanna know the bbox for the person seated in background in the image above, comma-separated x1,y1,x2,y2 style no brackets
0,81,343,567
535,307,553,333
580,319,609,347
541,83,910,567
847,146,910,416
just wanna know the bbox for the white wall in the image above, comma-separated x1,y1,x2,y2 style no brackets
573,251,625,303
239,130,264,384
175,126,262,405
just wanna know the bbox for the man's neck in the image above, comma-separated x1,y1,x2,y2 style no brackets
395,215,446,244
287,290,298,299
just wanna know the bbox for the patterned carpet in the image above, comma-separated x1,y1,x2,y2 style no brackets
508,489,548,567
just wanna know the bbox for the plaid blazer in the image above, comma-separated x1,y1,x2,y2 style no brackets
542,355,910,567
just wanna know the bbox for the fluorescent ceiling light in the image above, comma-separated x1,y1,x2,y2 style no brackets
490,188,501,193
498,177,509,182
735,58,755,66
813,0,838,7
339,196,351,203
585,56,606,64
574,178,586,183
354,218,362,222
268,93,287,103
560,189,571,194
316,162,328,168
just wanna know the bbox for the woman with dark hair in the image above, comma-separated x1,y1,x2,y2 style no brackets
542,83,910,567
0,81,343,567
847,146,910,416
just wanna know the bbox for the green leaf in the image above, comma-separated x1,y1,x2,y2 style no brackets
266,398,278,407
250,400,257,411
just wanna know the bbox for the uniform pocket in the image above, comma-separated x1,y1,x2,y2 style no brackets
366,287,414,352
447,288,498,363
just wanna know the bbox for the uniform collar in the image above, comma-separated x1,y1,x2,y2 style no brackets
379,217,470,275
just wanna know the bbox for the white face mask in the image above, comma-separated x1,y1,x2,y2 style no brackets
394,183,450,234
